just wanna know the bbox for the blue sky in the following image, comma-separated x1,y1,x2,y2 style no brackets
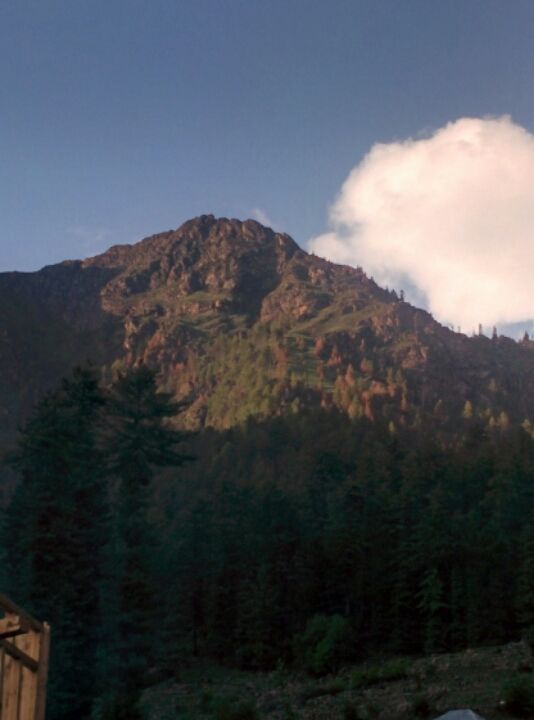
2,0,534,275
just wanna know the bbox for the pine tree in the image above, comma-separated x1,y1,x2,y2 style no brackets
418,567,446,654
5,367,107,720
462,400,474,420
103,365,191,709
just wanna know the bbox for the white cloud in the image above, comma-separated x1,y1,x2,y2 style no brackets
309,116,534,332
250,207,276,229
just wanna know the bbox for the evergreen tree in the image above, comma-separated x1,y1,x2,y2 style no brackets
5,367,107,720
103,365,191,711
418,567,446,654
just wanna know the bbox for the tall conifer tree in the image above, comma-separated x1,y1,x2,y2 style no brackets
103,365,190,713
5,367,107,720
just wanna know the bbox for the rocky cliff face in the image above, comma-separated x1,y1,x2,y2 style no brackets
1,214,534,446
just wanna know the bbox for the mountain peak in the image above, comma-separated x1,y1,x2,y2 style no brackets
1,215,534,442
79,216,300,320
83,214,299,271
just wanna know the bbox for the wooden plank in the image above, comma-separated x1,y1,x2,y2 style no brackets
0,640,38,673
34,623,50,720
1,650,21,720
17,654,23,720
17,631,39,720
12,628,39,665
0,614,29,640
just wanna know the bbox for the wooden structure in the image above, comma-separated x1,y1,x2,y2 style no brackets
0,593,50,720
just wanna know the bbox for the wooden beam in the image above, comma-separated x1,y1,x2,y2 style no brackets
0,613,29,639
34,623,51,720
18,630,40,720
1,650,21,720
0,639,38,673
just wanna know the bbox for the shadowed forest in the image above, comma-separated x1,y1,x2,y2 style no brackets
2,365,534,719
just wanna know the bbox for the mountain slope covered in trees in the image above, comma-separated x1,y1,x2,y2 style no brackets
4,366,534,720
1,214,534,452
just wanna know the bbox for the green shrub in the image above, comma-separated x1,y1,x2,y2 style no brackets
350,658,411,689
294,614,351,675
502,674,534,717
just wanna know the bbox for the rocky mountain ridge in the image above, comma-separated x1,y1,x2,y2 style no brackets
1,214,534,446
